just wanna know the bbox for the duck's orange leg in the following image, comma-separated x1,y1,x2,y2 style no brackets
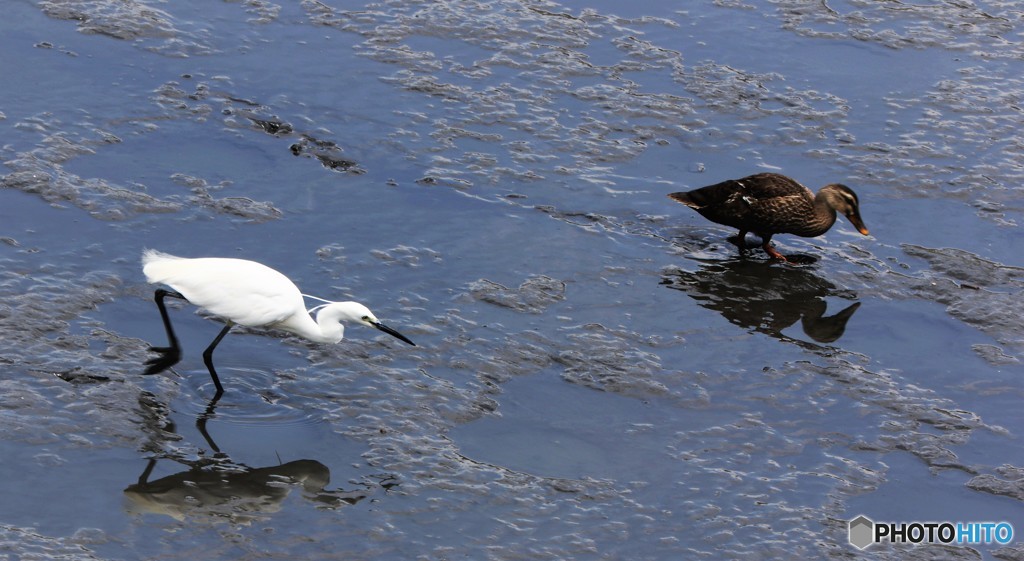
760,236,788,262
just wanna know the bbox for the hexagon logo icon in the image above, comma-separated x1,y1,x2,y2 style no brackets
849,515,875,550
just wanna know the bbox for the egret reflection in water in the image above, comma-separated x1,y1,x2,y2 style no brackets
125,457,339,522
125,392,377,522
661,258,862,345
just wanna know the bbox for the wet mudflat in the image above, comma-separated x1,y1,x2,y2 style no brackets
1,1,1022,559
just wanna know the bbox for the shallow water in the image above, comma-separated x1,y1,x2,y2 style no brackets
1,1,1023,559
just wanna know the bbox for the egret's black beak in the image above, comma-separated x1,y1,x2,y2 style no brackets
372,321,415,346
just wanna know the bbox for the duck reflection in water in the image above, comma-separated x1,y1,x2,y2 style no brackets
661,258,861,345
125,393,382,522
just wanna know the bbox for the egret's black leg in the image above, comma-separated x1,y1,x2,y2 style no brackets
202,323,232,398
144,289,187,375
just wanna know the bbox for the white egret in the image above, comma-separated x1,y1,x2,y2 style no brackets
142,249,415,397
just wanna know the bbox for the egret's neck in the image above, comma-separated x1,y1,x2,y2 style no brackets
313,308,345,343
281,307,344,344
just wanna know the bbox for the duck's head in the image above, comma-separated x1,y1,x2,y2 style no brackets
822,184,869,236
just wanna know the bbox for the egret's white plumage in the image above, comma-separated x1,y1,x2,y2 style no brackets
144,251,304,330
141,249,414,397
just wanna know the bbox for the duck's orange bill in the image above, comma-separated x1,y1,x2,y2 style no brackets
847,213,869,236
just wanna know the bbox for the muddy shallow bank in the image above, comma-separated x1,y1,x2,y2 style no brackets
1,1,1022,560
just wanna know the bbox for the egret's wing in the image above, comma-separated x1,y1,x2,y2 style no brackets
144,255,303,327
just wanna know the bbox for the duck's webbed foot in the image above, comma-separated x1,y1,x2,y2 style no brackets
762,241,788,262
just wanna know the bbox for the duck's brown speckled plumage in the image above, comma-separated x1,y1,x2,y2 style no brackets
668,172,869,260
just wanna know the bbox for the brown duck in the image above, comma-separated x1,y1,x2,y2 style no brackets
668,172,869,261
